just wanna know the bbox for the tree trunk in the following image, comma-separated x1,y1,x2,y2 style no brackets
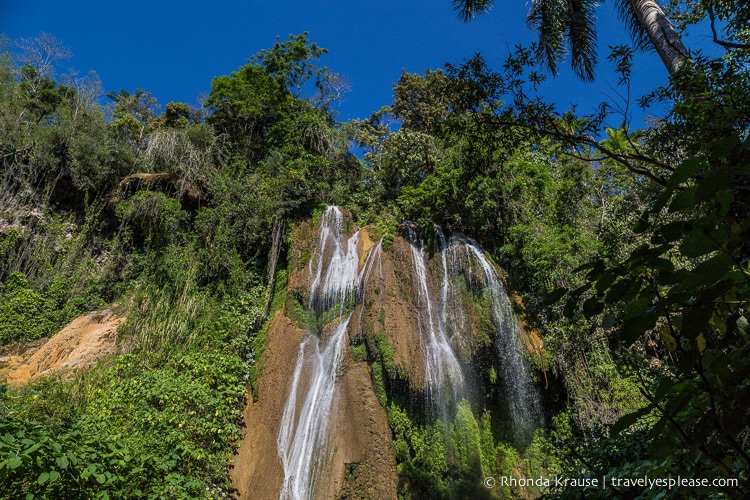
261,217,285,324
627,0,689,74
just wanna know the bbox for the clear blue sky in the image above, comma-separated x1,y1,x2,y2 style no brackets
2,0,673,126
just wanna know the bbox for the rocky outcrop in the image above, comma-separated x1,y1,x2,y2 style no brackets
231,216,400,499
230,310,303,500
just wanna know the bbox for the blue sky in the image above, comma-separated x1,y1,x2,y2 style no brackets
2,0,674,127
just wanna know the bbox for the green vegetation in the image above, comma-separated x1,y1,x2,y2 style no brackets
2,4,749,495
0,32,356,497
0,272,57,343
0,350,246,498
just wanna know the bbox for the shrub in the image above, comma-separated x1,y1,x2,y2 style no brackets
0,272,56,344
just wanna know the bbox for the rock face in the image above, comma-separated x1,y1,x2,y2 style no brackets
230,311,303,500
0,309,123,384
362,234,427,388
230,208,544,499
231,211,399,500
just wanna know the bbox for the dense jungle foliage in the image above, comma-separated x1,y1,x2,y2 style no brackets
1,1,749,496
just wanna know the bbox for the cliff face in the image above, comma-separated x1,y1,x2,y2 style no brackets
230,210,544,499
231,214,400,500
230,310,301,500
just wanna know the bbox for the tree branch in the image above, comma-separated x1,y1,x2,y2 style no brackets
708,7,750,50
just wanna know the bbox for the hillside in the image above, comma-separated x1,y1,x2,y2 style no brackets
1,23,749,499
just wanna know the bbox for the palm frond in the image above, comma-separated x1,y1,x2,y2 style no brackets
527,0,598,80
528,0,569,77
568,0,598,81
453,0,496,22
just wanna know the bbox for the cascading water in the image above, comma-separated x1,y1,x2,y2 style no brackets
404,224,464,400
308,207,360,315
236,209,544,499
446,235,543,444
277,317,350,500
406,224,541,444
278,207,362,500
435,227,468,357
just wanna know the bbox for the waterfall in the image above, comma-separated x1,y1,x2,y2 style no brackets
447,235,543,444
277,317,350,500
308,206,360,315
277,206,380,500
404,224,464,400
406,224,540,441
275,208,541,499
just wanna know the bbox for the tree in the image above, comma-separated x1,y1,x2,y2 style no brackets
60,70,103,128
667,0,750,51
205,32,331,160
14,32,71,96
453,0,688,79
106,88,158,149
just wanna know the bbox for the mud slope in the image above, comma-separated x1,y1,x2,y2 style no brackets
0,309,123,384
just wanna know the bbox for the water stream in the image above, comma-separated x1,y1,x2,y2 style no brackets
277,210,541,498
404,224,464,400
446,235,543,444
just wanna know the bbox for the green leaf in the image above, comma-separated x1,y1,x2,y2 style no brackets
620,312,658,345
23,442,42,455
633,212,650,233
49,470,60,483
611,405,652,435
38,472,49,484
8,456,22,469
605,278,636,304
682,302,714,340
651,187,674,213
562,283,591,317
680,229,719,258
681,253,734,289
668,186,697,212
649,436,675,458
56,456,69,469
668,158,704,188
652,379,684,401
582,296,603,318
545,288,567,305
594,270,618,294
624,296,649,319
563,295,579,317
696,166,732,203
651,258,675,272
656,220,689,243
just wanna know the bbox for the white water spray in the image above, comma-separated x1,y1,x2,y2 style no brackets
404,224,464,398
447,235,543,443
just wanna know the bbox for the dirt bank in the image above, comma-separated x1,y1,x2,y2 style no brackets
0,309,123,384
